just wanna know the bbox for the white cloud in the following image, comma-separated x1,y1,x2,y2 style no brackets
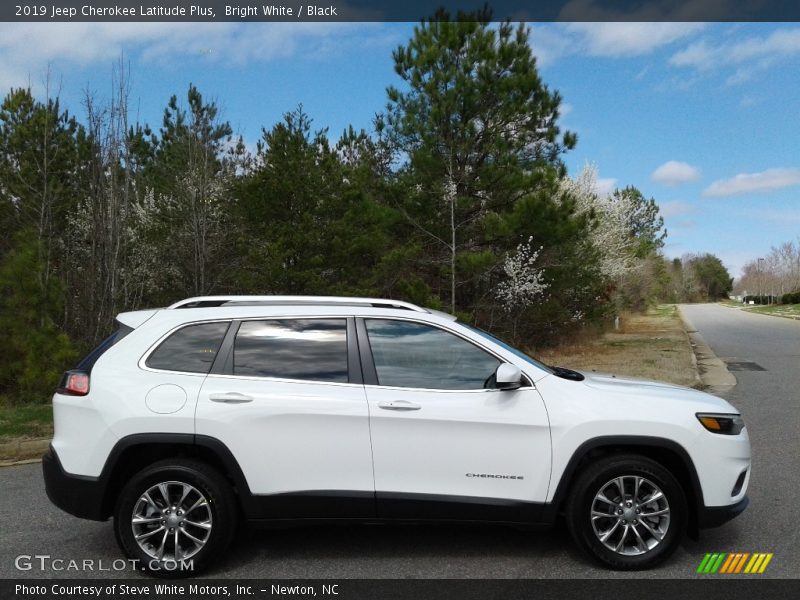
529,25,577,67
564,22,705,58
703,168,800,197
670,27,800,84
530,22,703,66
594,177,617,195
651,160,702,186
659,200,695,218
0,22,387,93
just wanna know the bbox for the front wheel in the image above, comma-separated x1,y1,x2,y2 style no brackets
566,454,687,570
113,459,238,577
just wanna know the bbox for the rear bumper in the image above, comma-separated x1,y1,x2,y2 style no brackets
697,496,749,529
42,445,108,521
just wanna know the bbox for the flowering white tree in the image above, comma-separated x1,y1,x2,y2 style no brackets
560,164,639,282
559,164,667,311
496,236,549,312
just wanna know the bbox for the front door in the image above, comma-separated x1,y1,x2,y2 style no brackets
359,318,551,521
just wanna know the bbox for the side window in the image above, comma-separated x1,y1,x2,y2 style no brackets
365,319,501,390
233,319,348,383
146,321,229,374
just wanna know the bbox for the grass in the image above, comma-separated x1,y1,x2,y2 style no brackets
536,304,698,388
741,303,800,318
719,298,740,307
0,403,53,442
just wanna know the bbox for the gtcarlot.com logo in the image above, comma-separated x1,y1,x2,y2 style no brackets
697,552,774,574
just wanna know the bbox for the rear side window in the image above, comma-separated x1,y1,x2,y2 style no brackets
233,318,348,383
146,322,229,374
76,324,133,373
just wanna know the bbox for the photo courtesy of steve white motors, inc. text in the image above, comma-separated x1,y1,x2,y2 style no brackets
14,4,340,18
14,583,339,597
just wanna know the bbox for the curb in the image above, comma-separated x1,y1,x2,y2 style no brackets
678,306,737,396
741,309,800,321
679,314,704,390
0,437,49,467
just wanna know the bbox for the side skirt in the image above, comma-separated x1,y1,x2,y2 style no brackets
242,490,550,525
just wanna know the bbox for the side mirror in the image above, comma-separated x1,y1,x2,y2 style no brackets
495,363,522,391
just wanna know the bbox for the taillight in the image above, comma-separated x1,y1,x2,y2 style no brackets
57,370,90,396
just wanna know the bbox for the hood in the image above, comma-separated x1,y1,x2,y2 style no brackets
578,371,739,413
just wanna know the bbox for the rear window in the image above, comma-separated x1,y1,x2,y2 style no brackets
146,321,230,374
76,323,134,373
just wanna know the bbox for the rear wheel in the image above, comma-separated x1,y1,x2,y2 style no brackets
566,454,687,570
114,458,237,577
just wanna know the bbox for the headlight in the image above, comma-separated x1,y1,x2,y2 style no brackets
696,413,745,435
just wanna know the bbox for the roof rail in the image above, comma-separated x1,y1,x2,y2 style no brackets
167,295,429,313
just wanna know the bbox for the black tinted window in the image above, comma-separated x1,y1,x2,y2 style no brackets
146,322,229,374
365,320,500,390
234,319,348,382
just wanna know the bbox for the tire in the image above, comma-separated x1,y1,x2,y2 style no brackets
113,458,238,577
565,454,687,570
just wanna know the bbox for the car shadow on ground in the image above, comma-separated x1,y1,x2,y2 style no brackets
208,520,601,578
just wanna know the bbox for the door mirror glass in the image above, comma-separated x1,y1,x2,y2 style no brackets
495,363,522,390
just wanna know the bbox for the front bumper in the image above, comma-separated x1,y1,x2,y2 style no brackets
697,495,749,529
42,445,108,521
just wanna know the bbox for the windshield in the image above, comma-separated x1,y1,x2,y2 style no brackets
461,323,553,375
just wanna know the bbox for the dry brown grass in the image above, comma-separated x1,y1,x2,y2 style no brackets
535,305,698,387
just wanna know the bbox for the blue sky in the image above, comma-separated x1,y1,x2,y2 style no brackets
0,21,798,278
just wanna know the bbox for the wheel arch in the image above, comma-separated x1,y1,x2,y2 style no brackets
546,436,703,537
98,433,254,520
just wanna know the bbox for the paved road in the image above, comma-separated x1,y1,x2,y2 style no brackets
679,303,800,578
1,303,797,579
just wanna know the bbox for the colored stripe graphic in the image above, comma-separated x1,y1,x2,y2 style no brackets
758,554,773,573
711,553,727,573
734,553,750,573
751,554,767,573
697,552,772,574
720,553,736,573
744,554,759,573
697,553,713,573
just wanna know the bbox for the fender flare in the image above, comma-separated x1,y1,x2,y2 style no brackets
542,435,704,530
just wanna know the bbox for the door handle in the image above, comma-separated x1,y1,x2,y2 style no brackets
378,400,421,411
209,392,254,403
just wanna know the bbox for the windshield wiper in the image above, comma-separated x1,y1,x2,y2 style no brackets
550,366,585,381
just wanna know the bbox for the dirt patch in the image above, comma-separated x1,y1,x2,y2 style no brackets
536,305,699,387
0,437,50,465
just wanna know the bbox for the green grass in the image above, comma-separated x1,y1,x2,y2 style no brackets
0,404,53,441
743,303,800,318
651,304,678,318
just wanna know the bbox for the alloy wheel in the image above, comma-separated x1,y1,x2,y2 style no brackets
131,480,213,562
590,475,671,556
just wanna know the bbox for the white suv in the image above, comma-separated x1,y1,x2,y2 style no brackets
43,296,750,575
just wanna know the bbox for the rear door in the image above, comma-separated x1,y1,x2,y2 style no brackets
359,318,551,521
195,316,375,518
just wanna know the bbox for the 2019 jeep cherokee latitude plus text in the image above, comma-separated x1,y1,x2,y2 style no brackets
43,295,750,575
